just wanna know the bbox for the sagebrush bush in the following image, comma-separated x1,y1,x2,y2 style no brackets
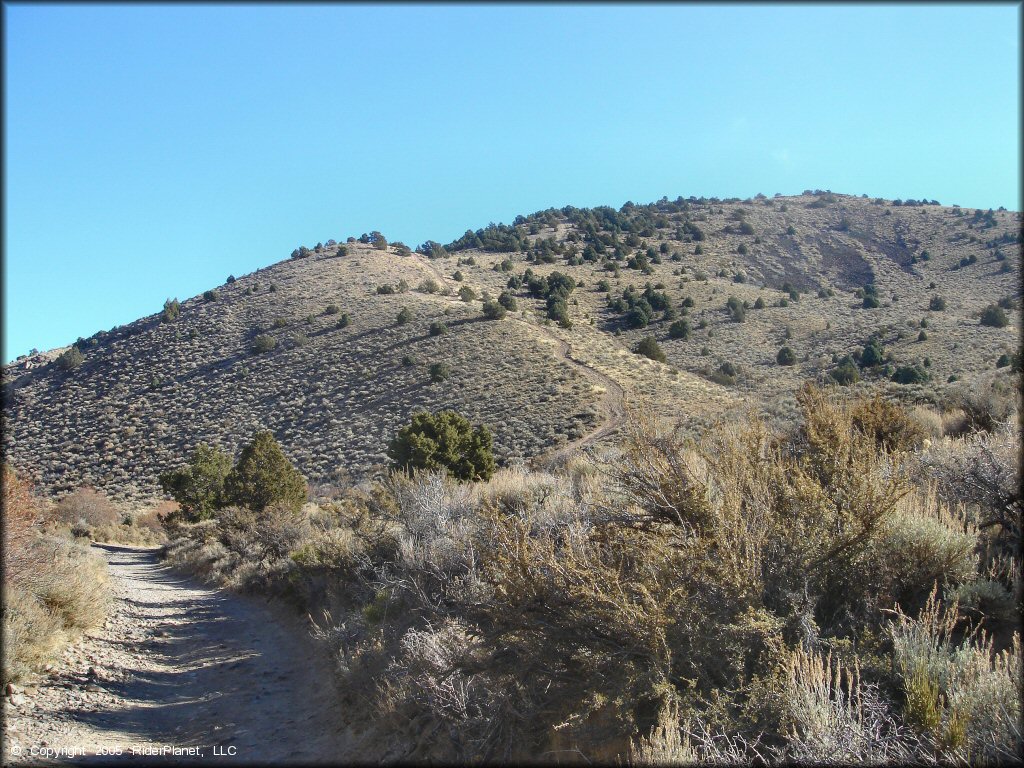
158,385,1020,764
52,486,122,531
2,467,109,684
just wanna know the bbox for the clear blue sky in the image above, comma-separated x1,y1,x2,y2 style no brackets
4,3,1020,362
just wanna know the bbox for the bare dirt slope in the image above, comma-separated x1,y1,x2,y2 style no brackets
3,544,350,764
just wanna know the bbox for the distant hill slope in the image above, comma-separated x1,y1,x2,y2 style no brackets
3,192,1020,500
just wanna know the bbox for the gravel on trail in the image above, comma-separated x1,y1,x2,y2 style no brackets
3,543,351,765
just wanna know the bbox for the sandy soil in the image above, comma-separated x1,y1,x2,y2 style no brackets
3,544,350,765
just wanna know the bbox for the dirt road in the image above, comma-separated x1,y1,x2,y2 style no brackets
3,544,349,764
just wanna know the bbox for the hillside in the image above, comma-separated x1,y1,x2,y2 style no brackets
3,191,1020,500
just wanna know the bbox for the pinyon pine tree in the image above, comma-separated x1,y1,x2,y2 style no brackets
387,410,495,481
223,431,307,513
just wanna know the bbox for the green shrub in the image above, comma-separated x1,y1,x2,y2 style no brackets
377,284,397,295
482,300,506,320
418,278,441,294
401,355,416,367
929,296,946,311
57,346,85,371
429,321,447,337
754,296,766,309
980,304,1008,328
396,307,413,325
830,359,860,385
709,361,737,385
860,340,885,368
863,294,880,309
325,304,341,315
336,313,351,329
668,319,691,340
429,362,450,382
161,298,181,323
918,330,928,342
726,296,746,322
203,289,218,302
223,431,307,514
459,285,477,302
386,410,495,481
776,346,797,365
272,317,290,329
634,336,667,363
453,270,464,282
159,443,233,523
251,335,277,354
892,365,929,384
497,291,518,311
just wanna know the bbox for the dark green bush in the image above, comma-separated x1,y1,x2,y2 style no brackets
891,365,929,385
325,304,341,315
429,362,450,382
252,335,277,354
387,410,495,481
929,296,946,311
830,359,860,385
396,307,413,325
634,336,666,363
497,291,517,311
458,285,477,302
980,304,1008,328
709,361,737,385
726,296,746,322
158,443,233,523
776,346,797,365
57,346,85,371
860,340,885,368
223,432,307,514
429,321,447,337
337,313,351,329
162,298,181,323
482,300,506,320
203,289,218,302
377,284,397,295
668,319,691,340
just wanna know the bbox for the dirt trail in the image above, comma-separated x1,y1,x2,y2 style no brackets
411,255,627,465
3,544,349,764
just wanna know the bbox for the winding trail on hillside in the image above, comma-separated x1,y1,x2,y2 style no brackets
412,255,627,466
3,544,349,765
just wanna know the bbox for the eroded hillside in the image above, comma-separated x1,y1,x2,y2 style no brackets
3,192,1020,500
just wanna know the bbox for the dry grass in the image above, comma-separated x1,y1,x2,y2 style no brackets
2,467,110,684
161,384,1020,763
